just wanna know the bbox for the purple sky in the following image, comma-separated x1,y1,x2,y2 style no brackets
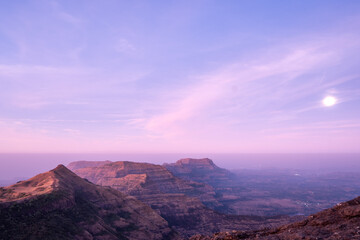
0,1,360,153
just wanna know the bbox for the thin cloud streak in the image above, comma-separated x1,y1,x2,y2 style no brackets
142,45,340,135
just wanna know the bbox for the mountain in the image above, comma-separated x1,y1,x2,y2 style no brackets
191,195,360,240
68,160,296,237
0,165,178,240
164,158,236,188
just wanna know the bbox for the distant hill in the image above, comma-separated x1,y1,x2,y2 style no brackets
67,160,112,170
0,165,178,240
164,158,236,188
164,158,245,215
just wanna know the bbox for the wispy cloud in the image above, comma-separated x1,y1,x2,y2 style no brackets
50,0,83,26
142,45,339,135
0,64,146,111
114,38,136,54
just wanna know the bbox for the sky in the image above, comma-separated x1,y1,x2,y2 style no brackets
1,0,360,154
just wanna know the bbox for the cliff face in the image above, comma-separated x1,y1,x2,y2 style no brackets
68,161,297,237
164,158,236,188
191,196,360,240
0,165,178,240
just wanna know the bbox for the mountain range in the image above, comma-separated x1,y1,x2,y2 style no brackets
1,158,360,239
67,160,294,237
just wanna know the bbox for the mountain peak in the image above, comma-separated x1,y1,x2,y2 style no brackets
51,164,78,177
52,164,70,173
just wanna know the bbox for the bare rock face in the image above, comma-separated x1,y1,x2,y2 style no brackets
191,196,360,240
0,165,178,240
164,158,236,188
68,161,297,238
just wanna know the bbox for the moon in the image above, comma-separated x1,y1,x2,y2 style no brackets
322,96,337,107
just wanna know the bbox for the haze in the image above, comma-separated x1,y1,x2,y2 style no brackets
1,153,360,183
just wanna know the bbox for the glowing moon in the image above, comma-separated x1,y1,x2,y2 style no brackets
322,96,337,107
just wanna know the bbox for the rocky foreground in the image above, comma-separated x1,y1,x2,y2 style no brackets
190,195,360,240
0,165,178,240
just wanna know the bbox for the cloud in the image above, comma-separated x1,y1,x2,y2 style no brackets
114,38,136,54
0,64,94,109
63,128,81,135
142,45,337,135
57,11,83,26
49,0,83,26
0,64,146,111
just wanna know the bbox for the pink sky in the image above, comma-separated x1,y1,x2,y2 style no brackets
1,1,360,153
